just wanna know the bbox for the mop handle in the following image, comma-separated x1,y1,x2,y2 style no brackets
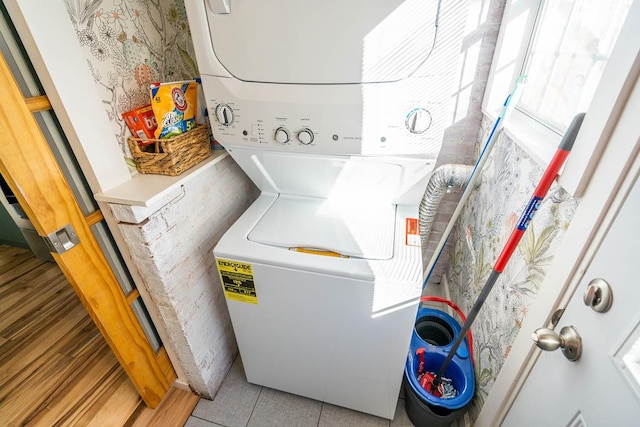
431,112,585,390
495,112,585,272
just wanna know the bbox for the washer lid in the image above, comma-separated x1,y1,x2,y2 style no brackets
248,195,396,259
205,0,438,84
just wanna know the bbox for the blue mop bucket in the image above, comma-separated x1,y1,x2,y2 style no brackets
404,306,475,427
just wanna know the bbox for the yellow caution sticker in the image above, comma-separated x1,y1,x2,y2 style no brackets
216,259,258,304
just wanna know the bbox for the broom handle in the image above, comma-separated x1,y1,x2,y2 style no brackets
431,113,585,389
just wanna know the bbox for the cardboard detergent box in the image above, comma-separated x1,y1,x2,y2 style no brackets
122,105,157,145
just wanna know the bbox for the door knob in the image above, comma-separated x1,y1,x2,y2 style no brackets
531,326,582,361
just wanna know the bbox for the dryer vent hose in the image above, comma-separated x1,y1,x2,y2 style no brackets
419,164,474,249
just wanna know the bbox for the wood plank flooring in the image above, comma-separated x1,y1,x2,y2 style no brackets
0,244,141,426
0,244,199,426
127,387,200,427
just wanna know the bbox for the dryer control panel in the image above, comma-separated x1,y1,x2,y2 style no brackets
201,75,445,158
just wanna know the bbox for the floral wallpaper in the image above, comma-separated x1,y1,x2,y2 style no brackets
64,0,199,163
445,115,578,420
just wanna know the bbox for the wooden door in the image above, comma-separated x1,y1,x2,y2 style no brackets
0,52,175,407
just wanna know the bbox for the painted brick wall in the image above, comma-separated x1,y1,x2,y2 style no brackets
424,0,507,286
109,156,259,398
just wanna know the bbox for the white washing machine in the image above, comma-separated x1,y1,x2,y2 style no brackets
185,0,448,419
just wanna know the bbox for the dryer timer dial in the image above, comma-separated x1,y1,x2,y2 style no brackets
405,108,432,134
215,104,234,126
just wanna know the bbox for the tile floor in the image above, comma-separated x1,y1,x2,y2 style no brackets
184,357,414,427
185,285,470,427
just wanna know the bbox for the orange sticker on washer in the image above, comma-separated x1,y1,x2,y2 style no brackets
405,218,420,247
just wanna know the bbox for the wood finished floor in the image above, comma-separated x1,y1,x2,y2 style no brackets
0,244,198,426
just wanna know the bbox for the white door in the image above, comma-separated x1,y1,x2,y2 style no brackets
503,173,640,426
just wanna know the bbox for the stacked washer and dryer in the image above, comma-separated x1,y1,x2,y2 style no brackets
185,0,448,419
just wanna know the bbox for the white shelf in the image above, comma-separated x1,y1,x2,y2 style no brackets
94,150,229,207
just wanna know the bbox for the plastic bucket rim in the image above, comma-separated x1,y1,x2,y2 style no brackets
414,315,456,347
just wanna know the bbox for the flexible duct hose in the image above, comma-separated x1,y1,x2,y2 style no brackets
419,164,474,249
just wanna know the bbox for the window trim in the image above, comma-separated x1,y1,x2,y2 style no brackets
483,0,640,196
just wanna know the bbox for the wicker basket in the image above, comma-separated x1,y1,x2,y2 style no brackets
127,125,212,176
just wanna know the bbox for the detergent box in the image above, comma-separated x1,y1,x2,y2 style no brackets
122,104,157,145
150,80,198,139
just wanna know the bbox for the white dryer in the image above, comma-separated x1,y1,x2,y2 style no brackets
185,0,448,419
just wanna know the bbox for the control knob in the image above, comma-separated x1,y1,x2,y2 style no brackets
297,128,314,145
405,108,432,134
215,104,234,126
274,127,290,144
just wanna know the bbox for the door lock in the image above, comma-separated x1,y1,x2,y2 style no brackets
583,278,613,313
531,326,582,361
43,224,80,255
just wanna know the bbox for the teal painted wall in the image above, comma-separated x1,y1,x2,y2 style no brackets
0,202,28,248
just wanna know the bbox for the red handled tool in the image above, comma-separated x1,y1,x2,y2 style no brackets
427,112,586,395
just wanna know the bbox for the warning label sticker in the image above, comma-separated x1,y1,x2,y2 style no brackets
216,259,258,304
405,218,420,247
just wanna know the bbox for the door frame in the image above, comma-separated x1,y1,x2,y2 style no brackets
476,64,640,426
0,50,175,407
